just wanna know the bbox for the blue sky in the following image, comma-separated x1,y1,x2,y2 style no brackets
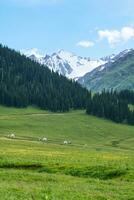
0,0,134,57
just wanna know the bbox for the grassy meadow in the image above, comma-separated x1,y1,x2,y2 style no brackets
0,106,134,200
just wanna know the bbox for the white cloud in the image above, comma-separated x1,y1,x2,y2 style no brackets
98,26,134,47
77,40,94,48
121,27,134,40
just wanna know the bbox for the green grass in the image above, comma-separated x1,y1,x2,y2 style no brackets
0,106,134,199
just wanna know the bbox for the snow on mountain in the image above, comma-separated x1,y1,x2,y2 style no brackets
112,49,133,60
21,48,46,64
21,49,107,80
21,48,133,80
78,48,134,85
21,48,44,59
78,48,134,91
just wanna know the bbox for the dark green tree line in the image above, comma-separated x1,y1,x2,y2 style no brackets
0,44,89,112
86,90,134,125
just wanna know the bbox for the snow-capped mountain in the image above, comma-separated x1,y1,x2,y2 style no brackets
21,48,133,80
21,49,107,80
78,48,134,91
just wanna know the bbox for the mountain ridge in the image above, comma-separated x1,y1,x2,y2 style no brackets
78,49,134,91
21,48,134,91
21,49,108,80
21,48,133,81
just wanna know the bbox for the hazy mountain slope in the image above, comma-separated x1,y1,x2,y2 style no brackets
78,49,134,91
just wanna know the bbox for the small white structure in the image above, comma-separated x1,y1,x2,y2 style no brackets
39,137,48,142
42,137,48,142
64,141,68,145
63,140,71,145
8,133,15,139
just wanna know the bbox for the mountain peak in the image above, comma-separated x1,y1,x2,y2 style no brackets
57,49,75,59
21,48,133,80
78,48,134,91
21,48,45,59
21,49,107,79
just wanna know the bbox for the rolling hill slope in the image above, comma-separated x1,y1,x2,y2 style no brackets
79,49,134,91
0,106,134,199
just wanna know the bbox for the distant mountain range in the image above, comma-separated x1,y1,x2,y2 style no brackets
78,49,134,91
21,48,134,91
21,49,109,80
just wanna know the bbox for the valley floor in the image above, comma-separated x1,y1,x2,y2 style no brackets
0,106,134,200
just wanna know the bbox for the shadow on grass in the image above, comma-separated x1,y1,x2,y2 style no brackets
0,163,43,170
38,165,127,180
0,163,127,180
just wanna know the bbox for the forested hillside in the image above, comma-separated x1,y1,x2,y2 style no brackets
86,90,134,125
0,45,89,111
79,49,134,91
